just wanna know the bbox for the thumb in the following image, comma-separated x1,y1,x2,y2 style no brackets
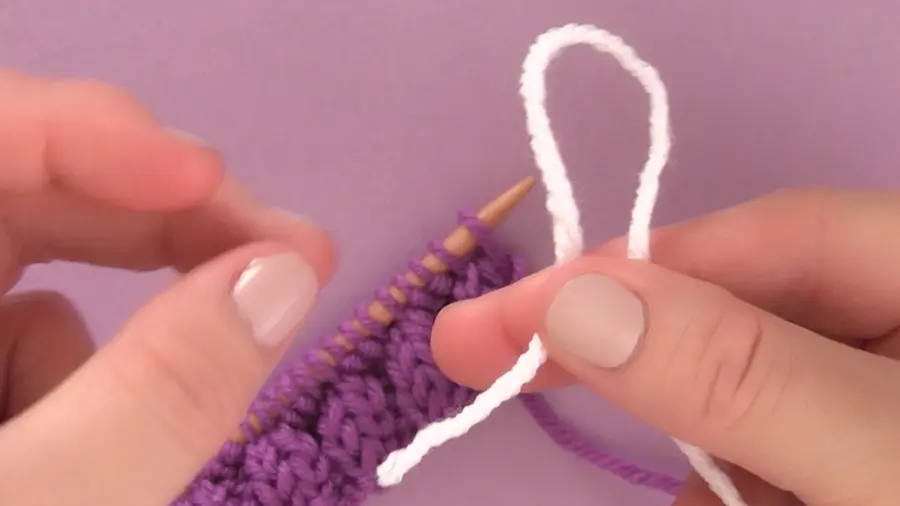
438,257,900,503
0,243,327,506
540,259,900,501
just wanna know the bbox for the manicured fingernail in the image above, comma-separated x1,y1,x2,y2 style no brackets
544,274,645,368
232,252,319,347
165,127,208,147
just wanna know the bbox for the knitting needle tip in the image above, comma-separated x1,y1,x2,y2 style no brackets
476,175,537,229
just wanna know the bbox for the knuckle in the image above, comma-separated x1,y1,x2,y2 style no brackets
1,290,81,329
20,289,78,315
686,295,786,431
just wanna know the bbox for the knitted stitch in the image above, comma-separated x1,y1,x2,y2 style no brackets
173,211,681,506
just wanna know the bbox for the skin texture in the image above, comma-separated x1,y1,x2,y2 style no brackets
432,189,900,506
1,68,896,506
0,70,337,505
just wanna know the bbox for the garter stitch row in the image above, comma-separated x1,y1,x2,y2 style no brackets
174,211,681,506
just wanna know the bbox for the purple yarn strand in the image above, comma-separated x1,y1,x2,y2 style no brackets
520,394,683,495
173,211,679,506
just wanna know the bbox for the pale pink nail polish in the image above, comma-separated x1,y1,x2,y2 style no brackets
231,253,319,347
544,274,645,368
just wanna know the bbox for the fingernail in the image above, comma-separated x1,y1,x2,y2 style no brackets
165,127,208,147
232,252,319,347
544,274,645,368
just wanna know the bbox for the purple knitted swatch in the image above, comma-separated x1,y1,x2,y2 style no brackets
173,211,682,506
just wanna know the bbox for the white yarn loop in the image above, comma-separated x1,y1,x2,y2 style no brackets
377,24,747,506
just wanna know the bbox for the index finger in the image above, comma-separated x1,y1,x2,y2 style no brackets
0,177,337,290
616,188,900,340
0,71,222,211
0,71,334,287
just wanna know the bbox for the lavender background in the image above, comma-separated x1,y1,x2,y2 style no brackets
3,1,900,505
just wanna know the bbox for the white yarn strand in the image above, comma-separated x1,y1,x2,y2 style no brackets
377,336,548,484
376,24,747,506
522,24,672,263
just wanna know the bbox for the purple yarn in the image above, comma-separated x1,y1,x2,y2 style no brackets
520,394,683,495
173,211,681,506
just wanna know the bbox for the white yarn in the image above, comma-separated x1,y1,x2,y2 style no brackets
376,24,747,506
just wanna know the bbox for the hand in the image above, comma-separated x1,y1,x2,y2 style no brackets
433,189,900,506
0,71,336,505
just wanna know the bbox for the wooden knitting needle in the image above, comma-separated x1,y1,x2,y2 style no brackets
320,175,537,363
237,176,536,440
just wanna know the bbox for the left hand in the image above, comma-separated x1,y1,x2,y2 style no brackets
0,71,336,505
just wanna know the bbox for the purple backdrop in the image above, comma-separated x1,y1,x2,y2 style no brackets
3,2,899,505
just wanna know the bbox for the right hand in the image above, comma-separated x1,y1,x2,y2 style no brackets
433,189,900,506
